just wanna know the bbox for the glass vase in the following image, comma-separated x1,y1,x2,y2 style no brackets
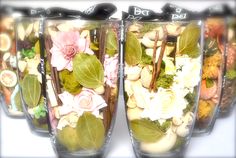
194,17,227,135
44,19,120,157
0,7,24,118
219,16,236,117
16,16,49,135
123,20,203,157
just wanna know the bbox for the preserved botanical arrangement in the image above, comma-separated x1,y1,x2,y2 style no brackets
0,14,24,117
16,18,48,130
44,20,119,155
220,17,236,116
124,21,202,155
195,18,225,132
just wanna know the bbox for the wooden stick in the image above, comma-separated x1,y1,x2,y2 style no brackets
149,31,159,91
98,25,111,132
44,36,61,105
153,26,168,91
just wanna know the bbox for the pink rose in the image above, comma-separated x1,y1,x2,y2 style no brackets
50,31,94,71
58,89,107,117
73,88,107,117
104,54,119,87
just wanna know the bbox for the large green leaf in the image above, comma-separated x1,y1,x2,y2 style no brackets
73,53,104,89
59,69,82,95
57,126,81,152
76,112,105,150
22,74,41,108
179,23,201,58
130,119,164,143
125,32,142,66
106,29,118,56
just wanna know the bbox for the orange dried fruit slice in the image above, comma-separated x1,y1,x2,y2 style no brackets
0,33,11,52
0,70,17,88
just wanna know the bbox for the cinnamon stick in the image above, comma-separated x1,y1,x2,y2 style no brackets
103,85,111,132
44,36,61,105
98,25,111,132
153,26,168,91
149,31,159,91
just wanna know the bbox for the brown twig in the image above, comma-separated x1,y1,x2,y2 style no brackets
103,85,111,133
153,26,168,91
98,25,111,132
44,36,61,105
149,31,159,91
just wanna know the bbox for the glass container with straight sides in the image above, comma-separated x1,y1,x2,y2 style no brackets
16,14,49,136
0,6,24,118
44,18,120,157
193,17,227,135
123,20,204,157
219,16,236,117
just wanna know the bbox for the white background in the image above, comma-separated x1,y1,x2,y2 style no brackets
1,0,236,158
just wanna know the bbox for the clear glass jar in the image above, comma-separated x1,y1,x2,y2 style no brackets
219,16,236,117
123,20,203,157
16,16,49,135
44,19,120,157
0,7,24,118
194,17,226,135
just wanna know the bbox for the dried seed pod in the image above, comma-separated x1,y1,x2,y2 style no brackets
172,117,183,126
141,66,152,88
127,107,143,120
126,66,142,81
140,129,177,153
127,95,137,108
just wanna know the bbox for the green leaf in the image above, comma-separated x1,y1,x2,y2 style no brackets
22,74,41,108
125,32,142,66
130,119,164,143
73,53,104,89
76,112,105,150
90,42,99,51
204,38,219,57
206,78,214,88
156,74,174,89
171,137,185,150
226,69,236,80
179,23,201,58
106,29,117,56
57,126,81,151
14,91,23,112
21,47,36,59
140,45,152,65
153,119,172,133
59,69,82,95
140,23,158,36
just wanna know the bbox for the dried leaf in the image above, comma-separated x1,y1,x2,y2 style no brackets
76,112,105,149
73,53,104,89
125,32,142,66
106,29,117,56
22,74,41,108
179,23,200,58
130,119,164,142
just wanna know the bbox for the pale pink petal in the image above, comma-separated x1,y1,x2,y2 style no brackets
51,52,70,71
84,47,94,55
64,61,73,71
58,91,74,106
